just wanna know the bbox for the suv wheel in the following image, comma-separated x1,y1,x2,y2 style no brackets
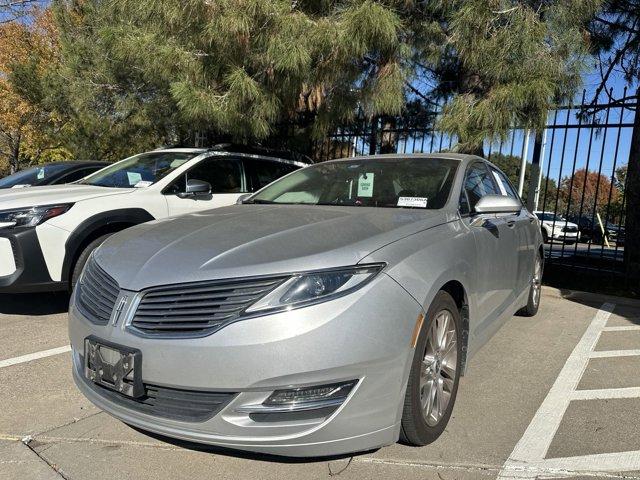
400,291,461,445
70,233,113,290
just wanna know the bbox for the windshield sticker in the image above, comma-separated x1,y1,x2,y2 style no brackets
127,172,143,185
36,168,45,180
397,197,428,208
134,180,153,188
357,173,374,197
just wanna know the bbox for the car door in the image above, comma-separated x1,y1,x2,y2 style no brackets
488,165,535,294
462,162,519,326
164,157,247,217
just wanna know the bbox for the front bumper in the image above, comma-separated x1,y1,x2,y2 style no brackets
0,227,65,293
551,230,579,241
69,273,422,457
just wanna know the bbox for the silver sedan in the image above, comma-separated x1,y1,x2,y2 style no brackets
68,153,543,457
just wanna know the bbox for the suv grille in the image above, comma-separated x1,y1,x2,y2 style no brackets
131,276,288,336
76,257,120,325
562,226,578,233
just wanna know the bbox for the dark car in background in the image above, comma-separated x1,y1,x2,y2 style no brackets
568,215,625,246
0,161,108,189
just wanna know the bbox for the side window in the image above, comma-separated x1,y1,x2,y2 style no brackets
180,158,246,194
490,167,520,200
244,159,298,192
463,163,499,210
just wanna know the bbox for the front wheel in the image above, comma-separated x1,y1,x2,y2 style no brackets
70,233,114,290
516,251,543,317
400,291,462,445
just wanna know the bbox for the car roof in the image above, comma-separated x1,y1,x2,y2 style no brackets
153,144,314,164
323,152,486,167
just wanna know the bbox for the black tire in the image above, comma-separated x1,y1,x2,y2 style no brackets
516,251,543,317
400,291,462,446
70,233,113,289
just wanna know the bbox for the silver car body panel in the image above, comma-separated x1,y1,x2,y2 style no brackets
69,153,543,456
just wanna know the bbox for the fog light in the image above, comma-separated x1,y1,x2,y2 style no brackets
263,380,358,407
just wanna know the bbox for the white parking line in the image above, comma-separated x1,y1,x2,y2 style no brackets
497,303,616,479
0,346,71,369
571,387,640,400
590,349,640,358
602,325,640,332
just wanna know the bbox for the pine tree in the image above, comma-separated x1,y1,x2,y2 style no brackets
417,0,601,154
34,0,600,160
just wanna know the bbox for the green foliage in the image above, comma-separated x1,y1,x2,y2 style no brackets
8,0,602,161
432,0,601,153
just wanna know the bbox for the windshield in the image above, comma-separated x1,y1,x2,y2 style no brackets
249,157,459,209
80,152,197,188
0,164,70,188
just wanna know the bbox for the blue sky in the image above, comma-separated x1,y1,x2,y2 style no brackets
390,71,637,188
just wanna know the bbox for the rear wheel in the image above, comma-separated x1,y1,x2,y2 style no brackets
400,291,461,445
516,251,543,317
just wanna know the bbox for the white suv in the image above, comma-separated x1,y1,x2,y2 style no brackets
0,145,307,293
534,211,580,244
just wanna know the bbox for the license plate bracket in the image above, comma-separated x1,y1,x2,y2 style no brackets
84,336,144,398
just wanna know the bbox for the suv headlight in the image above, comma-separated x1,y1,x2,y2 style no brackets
245,263,385,314
0,204,73,229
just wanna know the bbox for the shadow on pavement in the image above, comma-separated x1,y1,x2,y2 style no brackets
0,292,69,315
552,288,640,326
128,425,377,464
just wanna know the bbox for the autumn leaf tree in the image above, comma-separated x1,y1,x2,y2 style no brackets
0,8,67,175
559,168,620,218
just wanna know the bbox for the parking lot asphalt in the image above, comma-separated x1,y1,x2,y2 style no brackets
1,287,640,480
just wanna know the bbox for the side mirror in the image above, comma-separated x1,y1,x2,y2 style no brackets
177,179,211,198
236,193,252,204
474,195,522,214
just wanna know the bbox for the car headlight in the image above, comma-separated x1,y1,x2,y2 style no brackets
245,263,385,314
0,204,73,229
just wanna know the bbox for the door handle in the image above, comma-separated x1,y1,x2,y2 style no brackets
506,220,516,228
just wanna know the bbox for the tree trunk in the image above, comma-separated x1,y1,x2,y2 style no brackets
9,133,21,174
379,115,397,154
624,94,640,293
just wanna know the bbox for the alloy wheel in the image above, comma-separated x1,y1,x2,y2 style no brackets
532,255,542,308
419,309,458,426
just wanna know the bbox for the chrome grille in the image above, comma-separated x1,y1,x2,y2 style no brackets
76,257,120,325
131,276,288,336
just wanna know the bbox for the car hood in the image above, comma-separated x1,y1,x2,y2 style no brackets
95,204,454,291
0,184,134,210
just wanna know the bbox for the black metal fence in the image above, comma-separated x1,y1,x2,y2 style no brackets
310,89,638,292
